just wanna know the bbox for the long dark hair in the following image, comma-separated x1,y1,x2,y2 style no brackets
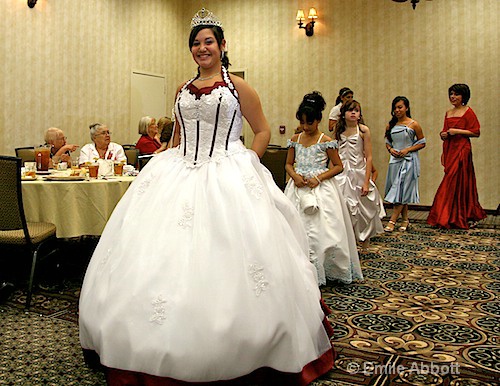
189,25,231,71
385,96,411,142
334,100,363,141
335,87,353,105
296,91,326,124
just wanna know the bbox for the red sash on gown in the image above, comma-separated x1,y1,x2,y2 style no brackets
427,108,486,229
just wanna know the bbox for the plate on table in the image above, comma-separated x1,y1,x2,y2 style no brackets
44,175,87,181
21,176,37,181
36,170,52,175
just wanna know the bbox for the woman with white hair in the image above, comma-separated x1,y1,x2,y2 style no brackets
44,127,79,162
135,116,162,155
78,123,126,165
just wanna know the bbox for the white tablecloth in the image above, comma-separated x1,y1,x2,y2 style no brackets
21,176,135,238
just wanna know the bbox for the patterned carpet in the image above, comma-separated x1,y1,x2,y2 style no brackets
0,220,498,385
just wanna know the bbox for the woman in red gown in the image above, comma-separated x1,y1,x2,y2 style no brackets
427,84,486,229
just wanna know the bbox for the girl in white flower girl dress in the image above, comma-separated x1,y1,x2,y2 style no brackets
284,91,362,286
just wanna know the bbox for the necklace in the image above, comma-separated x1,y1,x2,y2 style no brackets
198,72,220,81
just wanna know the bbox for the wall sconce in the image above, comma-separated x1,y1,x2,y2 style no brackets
296,7,318,37
28,0,38,8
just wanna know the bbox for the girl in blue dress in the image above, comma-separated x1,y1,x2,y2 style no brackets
284,91,362,286
384,96,426,232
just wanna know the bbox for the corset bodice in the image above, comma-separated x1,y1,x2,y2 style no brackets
175,67,243,166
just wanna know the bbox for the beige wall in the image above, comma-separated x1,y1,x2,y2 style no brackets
1,0,498,209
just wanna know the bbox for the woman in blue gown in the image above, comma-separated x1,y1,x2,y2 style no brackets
384,96,426,232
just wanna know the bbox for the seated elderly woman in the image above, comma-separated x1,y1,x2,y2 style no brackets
44,127,79,163
79,123,127,165
135,116,162,155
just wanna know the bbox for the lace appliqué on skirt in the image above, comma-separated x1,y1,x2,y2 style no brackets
136,175,154,195
178,203,194,229
248,264,269,296
242,175,263,199
149,295,168,325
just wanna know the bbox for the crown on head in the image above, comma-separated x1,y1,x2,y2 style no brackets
190,8,223,29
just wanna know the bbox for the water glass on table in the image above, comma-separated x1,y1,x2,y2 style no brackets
70,154,80,169
24,161,37,178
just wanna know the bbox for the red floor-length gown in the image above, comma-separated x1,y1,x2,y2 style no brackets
427,108,486,229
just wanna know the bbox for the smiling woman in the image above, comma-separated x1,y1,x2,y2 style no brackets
78,123,127,165
79,7,334,386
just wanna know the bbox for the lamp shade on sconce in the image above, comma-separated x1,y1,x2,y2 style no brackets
308,7,318,20
296,9,305,21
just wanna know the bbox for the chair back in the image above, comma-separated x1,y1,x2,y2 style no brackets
0,156,30,239
124,148,139,169
138,154,154,171
261,146,288,191
15,147,36,164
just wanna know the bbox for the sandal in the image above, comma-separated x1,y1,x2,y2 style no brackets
384,220,396,232
399,220,410,232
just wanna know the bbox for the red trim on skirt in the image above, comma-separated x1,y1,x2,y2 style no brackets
84,301,335,385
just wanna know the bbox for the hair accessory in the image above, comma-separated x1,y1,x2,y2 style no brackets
191,8,223,29
341,88,352,97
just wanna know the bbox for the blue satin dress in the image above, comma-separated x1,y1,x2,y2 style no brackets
384,123,426,204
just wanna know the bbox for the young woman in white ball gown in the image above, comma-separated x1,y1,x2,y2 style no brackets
79,8,334,386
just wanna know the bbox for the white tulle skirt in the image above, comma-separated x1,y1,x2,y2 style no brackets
79,144,333,383
284,178,363,286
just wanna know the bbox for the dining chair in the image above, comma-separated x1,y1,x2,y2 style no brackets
138,154,154,171
124,147,139,169
15,146,36,164
261,146,288,191
0,156,57,310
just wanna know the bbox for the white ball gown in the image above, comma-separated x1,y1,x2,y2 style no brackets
79,67,334,385
284,134,362,286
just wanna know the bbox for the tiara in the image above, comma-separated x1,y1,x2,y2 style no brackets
190,8,223,29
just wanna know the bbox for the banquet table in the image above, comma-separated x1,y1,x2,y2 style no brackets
21,176,136,238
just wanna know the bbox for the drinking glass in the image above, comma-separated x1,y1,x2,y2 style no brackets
88,164,99,178
114,162,124,176
52,155,61,170
24,162,37,178
71,154,80,169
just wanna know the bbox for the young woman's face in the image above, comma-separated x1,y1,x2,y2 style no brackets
345,106,361,123
191,28,224,70
449,91,463,107
393,100,408,119
298,115,320,135
341,93,354,104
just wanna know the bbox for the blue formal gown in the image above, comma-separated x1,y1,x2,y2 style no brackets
385,123,425,204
